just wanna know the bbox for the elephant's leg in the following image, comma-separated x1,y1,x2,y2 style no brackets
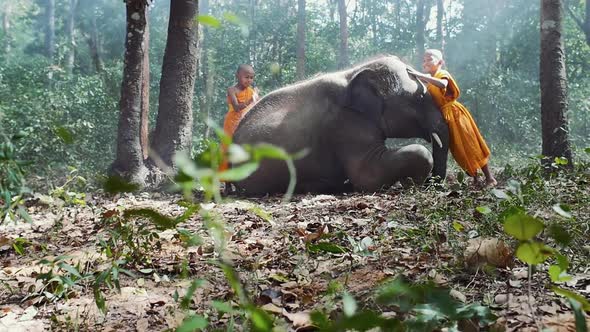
345,144,433,192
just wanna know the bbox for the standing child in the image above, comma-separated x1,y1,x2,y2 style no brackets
407,49,497,187
220,64,259,171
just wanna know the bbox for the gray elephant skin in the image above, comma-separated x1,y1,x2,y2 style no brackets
232,55,449,195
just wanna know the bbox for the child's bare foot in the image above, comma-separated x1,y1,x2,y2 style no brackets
485,178,497,187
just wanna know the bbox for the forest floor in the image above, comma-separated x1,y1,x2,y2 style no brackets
1,167,589,331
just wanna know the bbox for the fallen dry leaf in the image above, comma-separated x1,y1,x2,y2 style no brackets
542,313,590,332
282,309,313,328
464,237,513,269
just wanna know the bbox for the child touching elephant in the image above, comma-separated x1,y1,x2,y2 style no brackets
220,64,259,171
407,49,497,187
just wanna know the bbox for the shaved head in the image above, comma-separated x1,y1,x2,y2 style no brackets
237,64,254,75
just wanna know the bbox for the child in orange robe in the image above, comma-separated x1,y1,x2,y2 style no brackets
408,49,497,187
220,64,259,171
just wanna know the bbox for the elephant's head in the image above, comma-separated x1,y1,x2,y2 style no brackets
345,55,449,181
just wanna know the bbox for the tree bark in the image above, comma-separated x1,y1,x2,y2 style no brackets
2,3,10,57
140,14,150,160
199,0,213,140
45,0,55,61
415,0,433,66
540,0,573,164
337,0,348,69
436,0,444,50
151,0,199,168
87,7,104,73
66,0,78,76
296,0,306,80
565,0,590,46
109,0,150,185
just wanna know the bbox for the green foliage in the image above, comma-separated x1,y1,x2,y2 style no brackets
496,178,590,324
33,256,87,303
311,277,496,331
0,131,31,223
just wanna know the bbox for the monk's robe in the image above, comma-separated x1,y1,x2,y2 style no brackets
220,86,256,171
427,69,491,177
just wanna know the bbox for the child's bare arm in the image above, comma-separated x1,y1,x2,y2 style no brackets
227,87,246,111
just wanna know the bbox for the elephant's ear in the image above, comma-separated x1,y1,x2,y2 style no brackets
346,69,383,125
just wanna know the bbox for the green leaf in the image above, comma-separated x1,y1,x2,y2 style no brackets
176,315,208,332
475,206,491,215
548,224,573,246
196,15,221,28
554,157,569,165
452,221,464,232
551,286,590,311
124,208,178,230
58,263,82,278
246,305,274,332
515,241,552,265
54,126,74,144
569,299,589,332
503,212,544,241
342,292,357,317
251,143,290,161
585,147,590,154
177,229,203,247
307,242,347,254
211,300,235,314
552,204,572,219
181,279,205,310
103,176,139,194
218,162,259,181
491,189,510,199
548,265,572,283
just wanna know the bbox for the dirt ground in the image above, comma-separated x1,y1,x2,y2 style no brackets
1,184,589,331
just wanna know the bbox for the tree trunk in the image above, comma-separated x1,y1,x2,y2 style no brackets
566,0,590,47
296,0,306,80
66,0,78,76
140,14,150,160
436,0,444,50
540,0,573,164
87,8,104,73
337,0,348,69
415,0,433,66
2,3,10,57
109,0,150,186
151,0,199,168
45,0,55,61
199,0,213,140
415,0,425,66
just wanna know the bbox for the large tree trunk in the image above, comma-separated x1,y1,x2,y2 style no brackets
151,0,199,168
45,0,55,61
540,0,573,164
109,0,150,186
296,0,306,80
140,15,150,160
337,0,348,69
66,0,78,76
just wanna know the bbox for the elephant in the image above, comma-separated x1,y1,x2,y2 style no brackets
232,55,449,195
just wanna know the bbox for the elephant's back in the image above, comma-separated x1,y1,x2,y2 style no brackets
233,79,344,150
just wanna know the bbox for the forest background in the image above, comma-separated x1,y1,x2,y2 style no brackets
0,0,589,189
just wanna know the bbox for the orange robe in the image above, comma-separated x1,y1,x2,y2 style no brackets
427,70,490,177
220,86,256,171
